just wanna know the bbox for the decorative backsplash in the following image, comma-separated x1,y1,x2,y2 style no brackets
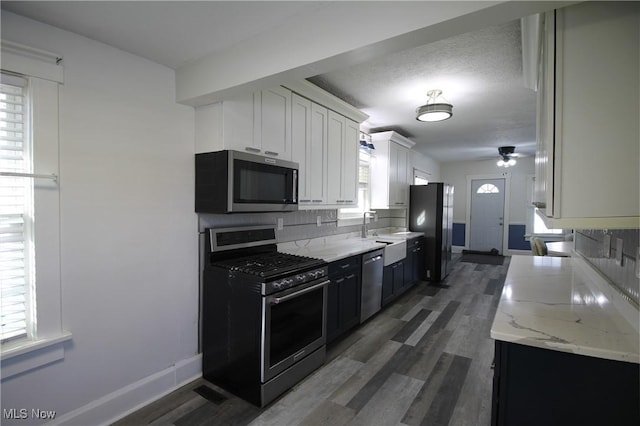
198,208,408,243
574,229,639,306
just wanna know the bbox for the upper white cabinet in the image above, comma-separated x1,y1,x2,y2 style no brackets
195,86,292,160
327,111,359,206
196,81,368,210
291,94,328,206
533,2,639,229
254,87,292,159
370,131,414,209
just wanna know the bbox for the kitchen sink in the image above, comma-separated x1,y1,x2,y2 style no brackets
374,238,406,266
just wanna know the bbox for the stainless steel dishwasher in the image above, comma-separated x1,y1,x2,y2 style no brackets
360,249,384,322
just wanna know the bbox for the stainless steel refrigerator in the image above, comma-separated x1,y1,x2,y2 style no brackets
409,183,453,281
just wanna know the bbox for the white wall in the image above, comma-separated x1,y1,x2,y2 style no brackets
1,12,198,425
441,157,534,251
410,150,441,182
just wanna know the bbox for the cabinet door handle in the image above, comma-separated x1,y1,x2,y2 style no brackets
300,199,311,203
312,200,323,203
336,278,345,284
340,264,351,269
245,147,261,153
264,151,279,156
346,274,356,280
344,200,354,203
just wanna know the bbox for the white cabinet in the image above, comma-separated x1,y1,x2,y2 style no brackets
291,94,328,206
196,80,368,209
370,131,414,209
327,111,358,206
195,86,292,160
533,2,639,229
254,86,292,159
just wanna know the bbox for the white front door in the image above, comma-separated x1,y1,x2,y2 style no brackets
469,178,505,253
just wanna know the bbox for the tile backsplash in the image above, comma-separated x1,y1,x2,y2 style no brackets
198,208,408,243
574,229,639,306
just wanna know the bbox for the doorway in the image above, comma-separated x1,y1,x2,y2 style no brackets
469,178,506,254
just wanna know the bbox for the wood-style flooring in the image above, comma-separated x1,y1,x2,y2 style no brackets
113,255,509,426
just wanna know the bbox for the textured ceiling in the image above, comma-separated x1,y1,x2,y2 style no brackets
309,20,537,163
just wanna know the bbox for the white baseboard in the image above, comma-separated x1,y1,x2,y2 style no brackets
452,246,464,253
50,354,202,426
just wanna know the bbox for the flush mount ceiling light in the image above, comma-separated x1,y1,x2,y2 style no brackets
497,146,517,167
416,89,453,122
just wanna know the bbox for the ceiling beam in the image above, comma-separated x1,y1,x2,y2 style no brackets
176,1,576,107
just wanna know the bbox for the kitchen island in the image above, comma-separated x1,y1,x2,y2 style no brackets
490,255,639,425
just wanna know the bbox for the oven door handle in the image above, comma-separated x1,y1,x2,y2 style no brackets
270,280,329,305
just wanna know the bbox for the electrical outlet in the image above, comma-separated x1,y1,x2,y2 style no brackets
277,217,284,231
603,234,611,258
615,238,623,266
316,215,322,227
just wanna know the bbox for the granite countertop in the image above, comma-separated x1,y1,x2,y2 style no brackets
490,255,639,364
278,231,424,263
279,238,386,263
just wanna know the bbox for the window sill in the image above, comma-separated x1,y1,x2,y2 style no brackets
1,332,72,380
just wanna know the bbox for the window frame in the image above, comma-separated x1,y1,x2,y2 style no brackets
338,149,372,223
0,42,70,379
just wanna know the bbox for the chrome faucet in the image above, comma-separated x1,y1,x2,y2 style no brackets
362,211,377,238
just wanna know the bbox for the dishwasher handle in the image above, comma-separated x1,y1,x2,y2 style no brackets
363,255,383,265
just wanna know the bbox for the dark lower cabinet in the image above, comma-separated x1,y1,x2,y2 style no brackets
382,237,425,307
492,340,640,426
327,255,361,343
382,261,405,307
404,237,424,284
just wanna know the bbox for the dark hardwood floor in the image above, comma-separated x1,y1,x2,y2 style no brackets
113,255,509,426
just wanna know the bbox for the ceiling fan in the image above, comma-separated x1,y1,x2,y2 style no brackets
497,146,519,167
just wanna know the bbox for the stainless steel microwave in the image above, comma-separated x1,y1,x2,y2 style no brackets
195,150,298,213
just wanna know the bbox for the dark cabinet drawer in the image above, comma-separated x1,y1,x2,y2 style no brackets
328,255,361,276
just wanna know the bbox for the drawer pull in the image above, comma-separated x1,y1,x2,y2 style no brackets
245,147,260,153
264,151,279,156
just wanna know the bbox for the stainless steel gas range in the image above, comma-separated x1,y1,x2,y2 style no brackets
201,225,328,407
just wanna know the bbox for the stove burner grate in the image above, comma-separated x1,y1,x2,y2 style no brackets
215,252,324,278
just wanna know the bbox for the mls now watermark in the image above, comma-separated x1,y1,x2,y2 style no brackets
3,408,57,420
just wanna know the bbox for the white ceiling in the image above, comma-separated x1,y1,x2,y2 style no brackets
1,1,537,163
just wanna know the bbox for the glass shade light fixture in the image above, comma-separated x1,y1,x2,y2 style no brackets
416,89,453,122
497,146,517,167
359,132,375,150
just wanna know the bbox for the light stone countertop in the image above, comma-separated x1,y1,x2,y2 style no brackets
490,255,639,364
278,231,424,263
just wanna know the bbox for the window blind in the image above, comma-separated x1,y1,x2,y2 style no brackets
0,73,32,343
